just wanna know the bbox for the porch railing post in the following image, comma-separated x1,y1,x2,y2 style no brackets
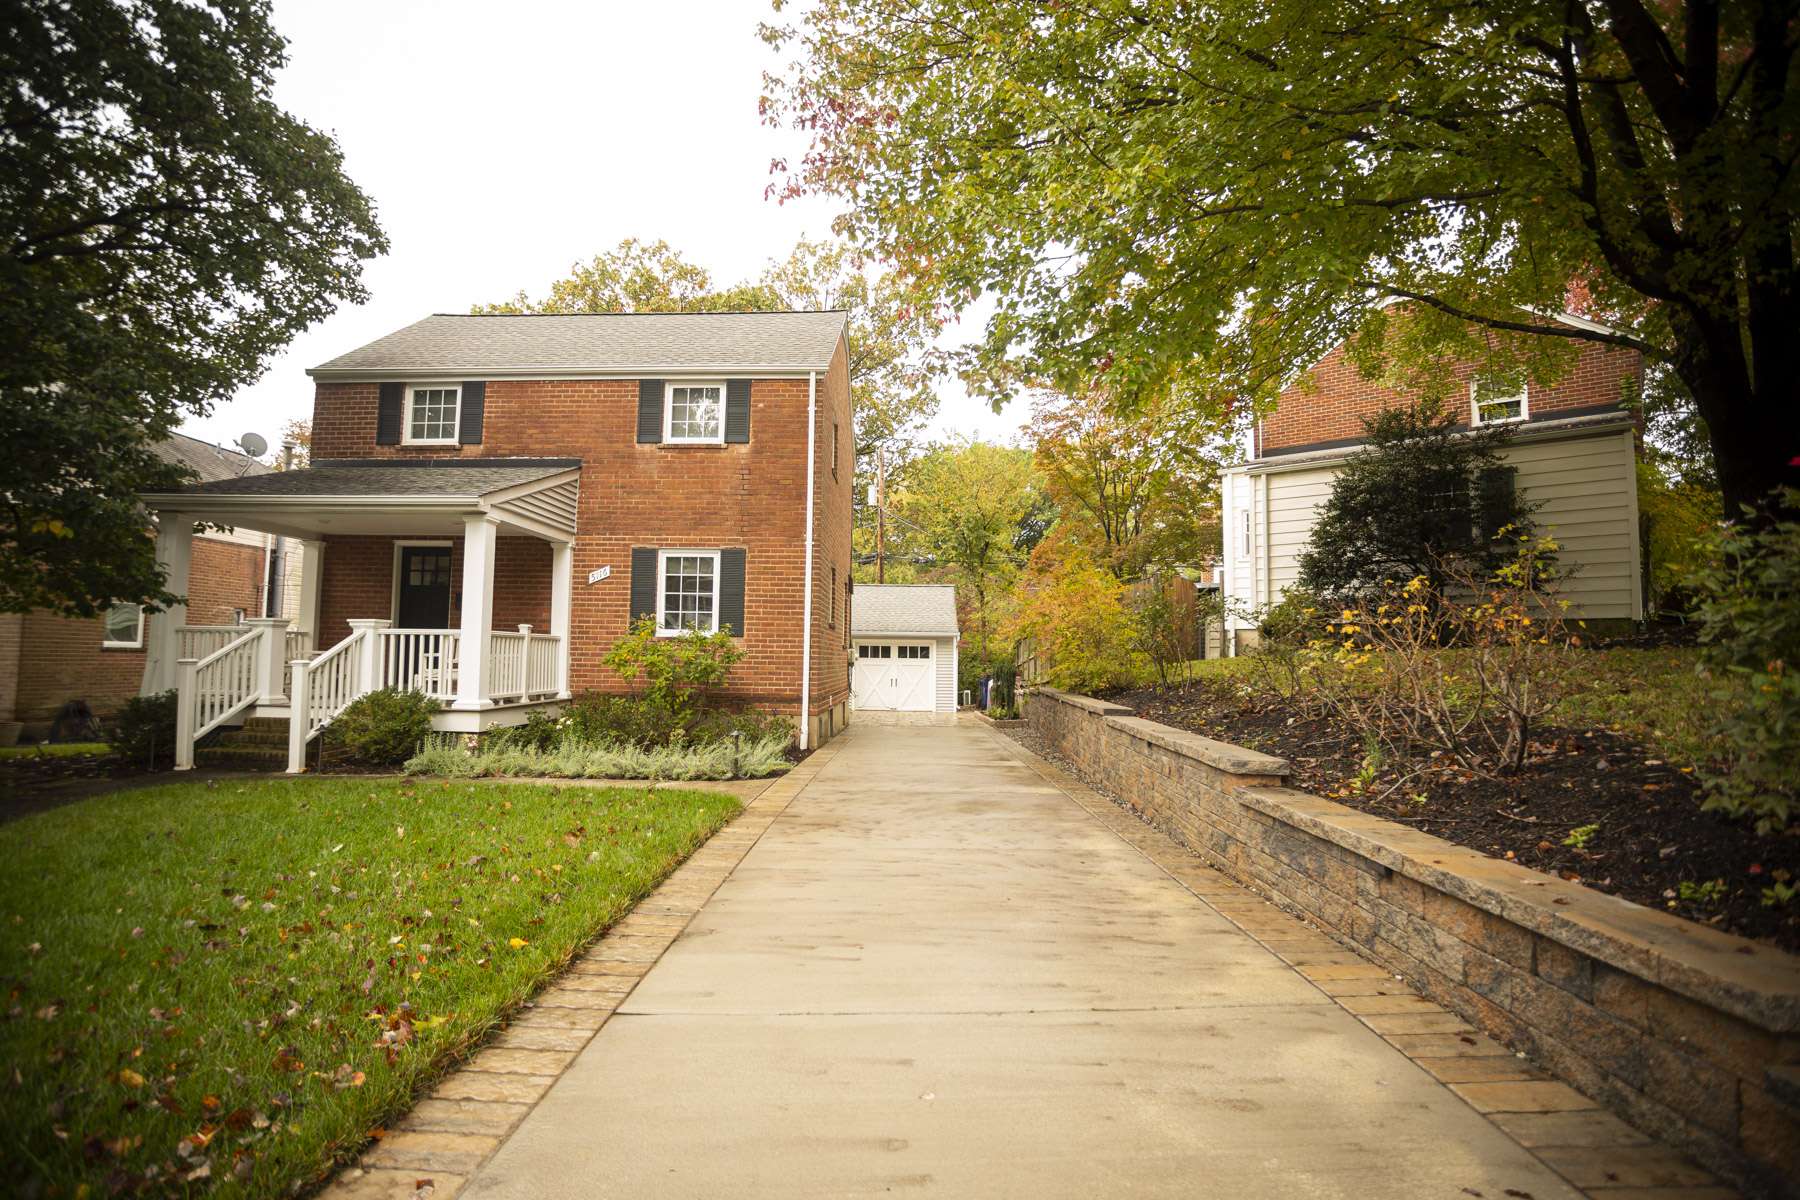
174,658,198,770
287,659,311,773
346,619,391,696
246,616,292,705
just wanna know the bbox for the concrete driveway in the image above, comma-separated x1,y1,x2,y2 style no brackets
464,722,1581,1199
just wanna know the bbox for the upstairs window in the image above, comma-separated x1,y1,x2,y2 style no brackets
102,602,144,648
657,550,720,634
405,385,461,444
666,383,724,443
1472,378,1528,425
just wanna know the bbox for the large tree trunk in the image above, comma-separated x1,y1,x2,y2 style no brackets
1675,307,1800,523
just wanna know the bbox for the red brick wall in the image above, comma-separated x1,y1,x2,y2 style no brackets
1260,336,1644,456
7,535,268,726
316,534,551,643
309,339,854,716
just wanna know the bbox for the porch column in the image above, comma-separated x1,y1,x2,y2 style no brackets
453,514,499,710
549,538,573,698
142,511,194,695
298,538,325,642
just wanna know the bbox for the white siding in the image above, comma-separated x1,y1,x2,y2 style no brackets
936,636,957,712
1237,428,1642,622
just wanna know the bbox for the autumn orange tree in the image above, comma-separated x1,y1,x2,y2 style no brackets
1028,385,1225,579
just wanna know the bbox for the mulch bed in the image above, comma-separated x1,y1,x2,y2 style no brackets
0,751,172,822
1103,682,1800,954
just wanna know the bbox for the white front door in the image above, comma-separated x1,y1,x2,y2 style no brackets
852,642,936,711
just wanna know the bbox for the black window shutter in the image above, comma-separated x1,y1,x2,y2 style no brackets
629,547,659,626
637,380,663,443
376,382,404,444
724,379,751,443
458,381,486,444
719,548,746,636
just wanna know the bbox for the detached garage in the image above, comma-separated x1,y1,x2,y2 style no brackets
850,584,960,723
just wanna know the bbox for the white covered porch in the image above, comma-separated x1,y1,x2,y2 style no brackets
140,459,581,772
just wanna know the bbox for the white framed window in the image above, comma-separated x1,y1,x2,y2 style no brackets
102,602,144,649
657,549,721,635
404,384,461,444
1471,378,1528,425
857,644,892,659
1240,509,1252,556
897,644,931,659
664,382,724,444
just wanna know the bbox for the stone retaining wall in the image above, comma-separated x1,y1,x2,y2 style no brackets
1026,686,1800,1198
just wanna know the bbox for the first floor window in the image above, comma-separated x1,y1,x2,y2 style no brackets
1472,378,1527,425
103,602,144,648
658,550,720,634
407,385,461,443
666,383,723,443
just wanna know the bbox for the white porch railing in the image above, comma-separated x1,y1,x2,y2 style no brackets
173,629,261,769
179,626,314,694
377,629,460,699
287,621,565,771
487,626,562,703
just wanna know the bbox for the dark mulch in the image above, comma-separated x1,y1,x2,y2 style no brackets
1106,682,1800,953
0,752,178,822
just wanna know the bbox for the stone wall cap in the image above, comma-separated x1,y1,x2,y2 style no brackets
1032,688,1134,718
1238,784,1800,1033
1104,714,1291,777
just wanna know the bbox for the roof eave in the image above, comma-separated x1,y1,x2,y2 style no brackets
306,364,835,381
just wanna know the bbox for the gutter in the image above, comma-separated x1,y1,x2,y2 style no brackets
305,365,835,381
1238,411,1635,477
799,371,818,750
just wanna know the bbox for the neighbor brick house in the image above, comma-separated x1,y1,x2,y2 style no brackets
1220,312,1645,652
0,434,300,741
139,311,855,769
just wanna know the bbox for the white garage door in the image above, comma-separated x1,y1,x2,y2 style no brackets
852,643,936,711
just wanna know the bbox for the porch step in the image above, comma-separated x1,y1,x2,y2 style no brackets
194,744,287,769
196,719,291,770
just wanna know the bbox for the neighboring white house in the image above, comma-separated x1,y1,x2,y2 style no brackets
850,583,960,723
1220,315,1646,654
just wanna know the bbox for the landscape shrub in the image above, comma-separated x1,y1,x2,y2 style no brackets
109,690,177,767
488,708,561,752
1690,488,1800,832
1246,588,1328,703
1131,576,1190,686
604,617,744,728
405,731,791,781
329,688,438,767
559,691,794,749
1307,534,1577,779
689,706,796,746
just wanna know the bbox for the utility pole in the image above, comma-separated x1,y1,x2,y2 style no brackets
875,447,886,583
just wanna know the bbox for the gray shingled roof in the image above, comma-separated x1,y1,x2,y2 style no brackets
853,584,960,637
155,432,271,483
310,311,848,376
162,458,578,499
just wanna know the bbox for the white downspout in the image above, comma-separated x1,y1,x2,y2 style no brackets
798,370,818,750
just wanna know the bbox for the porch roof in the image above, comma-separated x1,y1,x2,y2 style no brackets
140,458,581,541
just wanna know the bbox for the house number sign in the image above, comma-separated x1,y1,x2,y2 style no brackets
587,565,611,584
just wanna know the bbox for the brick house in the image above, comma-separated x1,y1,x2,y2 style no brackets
1220,312,1646,652
138,311,855,769
0,434,301,742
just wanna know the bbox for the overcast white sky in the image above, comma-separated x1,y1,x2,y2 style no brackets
180,0,1025,456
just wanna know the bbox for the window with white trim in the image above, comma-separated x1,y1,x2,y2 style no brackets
657,550,720,634
665,383,724,443
1471,378,1528,425
405,384,461,444
102,602,144,648
897,644,931,659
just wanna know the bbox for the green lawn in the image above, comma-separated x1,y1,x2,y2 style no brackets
0,742,110,761
0,776,739,1197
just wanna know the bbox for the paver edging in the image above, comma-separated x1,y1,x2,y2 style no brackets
313,741,844,1200
1022,688,1800,1199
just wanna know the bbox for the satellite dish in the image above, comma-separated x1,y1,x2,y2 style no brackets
238,432,268,459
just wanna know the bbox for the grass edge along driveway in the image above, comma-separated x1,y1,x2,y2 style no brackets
0,775,741,1198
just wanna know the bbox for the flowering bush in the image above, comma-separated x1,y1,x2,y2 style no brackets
1306,534,1577,779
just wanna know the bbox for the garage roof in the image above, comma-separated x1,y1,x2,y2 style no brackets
853,584,959,638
